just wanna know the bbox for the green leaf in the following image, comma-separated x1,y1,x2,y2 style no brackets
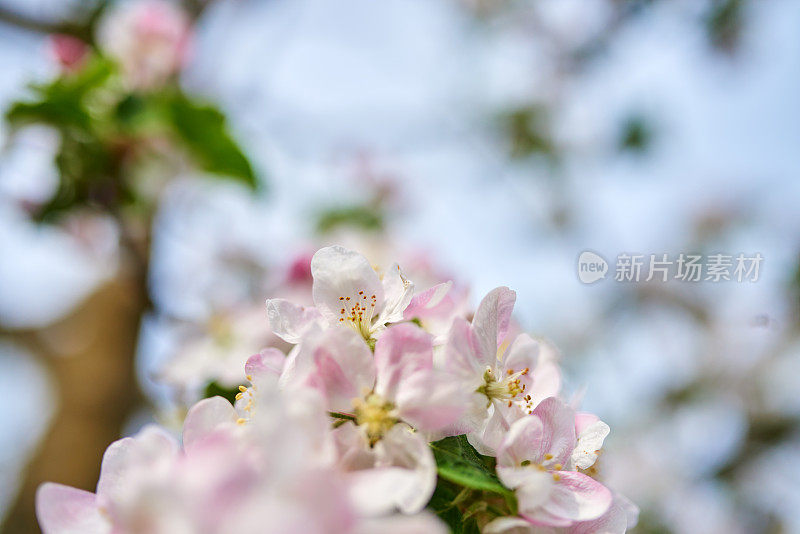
429,435,513,496
427,480,467,534
6,56,114,131
165,93,258,189
203,381,242,404
315,204,384,234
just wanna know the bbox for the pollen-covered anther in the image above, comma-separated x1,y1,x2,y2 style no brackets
353,393,397,446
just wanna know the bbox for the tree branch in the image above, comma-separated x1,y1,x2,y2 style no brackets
0,6,89,39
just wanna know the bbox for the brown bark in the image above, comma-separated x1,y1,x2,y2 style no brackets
1,267,147,534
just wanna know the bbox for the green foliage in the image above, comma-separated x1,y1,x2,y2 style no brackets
502,106,556,160
4,53,258,221
202,381,242,405
164,92,258,189
706,0,744,53
427,436,516,532
427,481,480,534
430,435,512,496
315,205,385,234
619,115,653,153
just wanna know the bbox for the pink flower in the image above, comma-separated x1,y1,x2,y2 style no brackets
37,389,447,533
266,245,450,343
484,493,638,534
279,322,466,513
96,0,191,90
442,287,561,453
490,398,613,528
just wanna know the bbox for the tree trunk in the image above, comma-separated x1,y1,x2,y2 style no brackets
1,267,146,534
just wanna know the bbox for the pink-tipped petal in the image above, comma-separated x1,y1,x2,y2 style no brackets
532,397,577,466
403,281,452,318
538,471,613,524
245,348,286,388
306,328,375,413
497,416,545,468
472,286,516,357
96,426,178,505
443,318,487,382
395,370,466,433
182,396,238,453
567,497,628,534
374,323,434,400
36,483,109,534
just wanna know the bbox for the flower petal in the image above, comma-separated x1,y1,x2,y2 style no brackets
536,471,612,524
182,396,238,453
265,298,321,343
403,281,452,319
36,483,109,534
311,246,384,324
96,425,178,503
532,397,576,466
356,512,449,534
394,370,466,433
468,401,514,456
567,494,629,534
245,348,286,389
304,327,376,413
374,323,434,400
377,263,415,325
502,334,539,394
497,416,545,468
443,317,487,383
345,425,436,515
570,414,609,470
472,286,516,357
484,516,540,534
497,466,555,517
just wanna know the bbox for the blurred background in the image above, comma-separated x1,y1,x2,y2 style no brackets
0,0,799,533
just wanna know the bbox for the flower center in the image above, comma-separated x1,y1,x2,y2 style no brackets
234,374,256,425
353,393,397,445
521,454,563,481
477,366,529,406
337,291,378,339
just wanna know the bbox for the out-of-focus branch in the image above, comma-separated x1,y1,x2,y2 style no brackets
0,6,89,39
0,0,217,41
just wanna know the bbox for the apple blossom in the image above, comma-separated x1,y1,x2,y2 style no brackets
277,322,467,513
266,245,451,344
36,245,634,533
96,0,191,90
442,286,561,454
489,398,616,529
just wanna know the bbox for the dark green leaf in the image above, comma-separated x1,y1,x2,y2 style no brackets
203,381,242,404
429,435,512,496
427,479,467,534
166,93,257,189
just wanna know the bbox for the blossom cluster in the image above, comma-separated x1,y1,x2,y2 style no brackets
36,246,637,533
